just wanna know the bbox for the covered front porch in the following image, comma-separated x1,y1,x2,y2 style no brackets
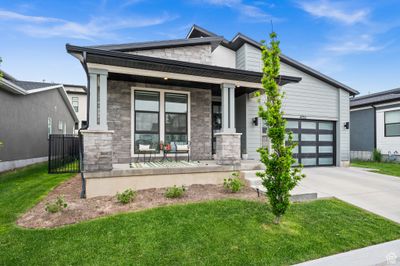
84,159,263,197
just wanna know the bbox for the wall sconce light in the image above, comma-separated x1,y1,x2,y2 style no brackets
344,122,350,129
252,117,259,126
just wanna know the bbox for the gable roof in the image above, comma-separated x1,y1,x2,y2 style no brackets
66,44,301,87
351,88,400,108
89,36,223,52
186,25,359,95
0,71,79,122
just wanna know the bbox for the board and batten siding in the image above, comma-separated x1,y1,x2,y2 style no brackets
236,45,246,70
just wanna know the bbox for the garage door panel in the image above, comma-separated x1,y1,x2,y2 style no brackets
286,119,336,167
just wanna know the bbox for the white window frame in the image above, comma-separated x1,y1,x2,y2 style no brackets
48,117,52,138
72,96,79,113
131,87,191,157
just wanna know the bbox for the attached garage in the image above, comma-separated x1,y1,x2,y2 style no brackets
286,119,336,166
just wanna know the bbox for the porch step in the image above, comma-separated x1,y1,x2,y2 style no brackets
241,170,318,202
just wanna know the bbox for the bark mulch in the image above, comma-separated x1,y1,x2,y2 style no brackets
17,175,264,228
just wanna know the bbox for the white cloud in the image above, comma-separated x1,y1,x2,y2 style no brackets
325,34,384,54
201,0,276,22
297,0,369,25
0,9,175,40
0,9,63,23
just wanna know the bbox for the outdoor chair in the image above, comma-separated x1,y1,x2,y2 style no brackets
136,141,157,162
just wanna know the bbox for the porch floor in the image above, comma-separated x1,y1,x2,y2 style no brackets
84,160,264,179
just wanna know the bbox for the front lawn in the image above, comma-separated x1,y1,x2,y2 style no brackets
1,164,400,265
351,160,400,177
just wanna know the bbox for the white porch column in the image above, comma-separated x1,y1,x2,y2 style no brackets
88,68,108,130
220,83,236,133
216,83,241,165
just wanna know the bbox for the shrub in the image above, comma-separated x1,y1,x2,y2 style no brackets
224,172,244,193
116,189,136,204
45,196,68,213
373,149,382,162
165,185,186,198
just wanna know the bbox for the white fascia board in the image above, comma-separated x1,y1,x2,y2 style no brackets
0,79,27,95
57,86,79,123
350,106,373,112
26,84,64,94
373,101,400,108
87,63,263,89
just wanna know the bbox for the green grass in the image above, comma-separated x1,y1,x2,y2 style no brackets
0,164,400,265
351,160,400,177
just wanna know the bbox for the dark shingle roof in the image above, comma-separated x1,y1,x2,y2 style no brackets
88,36,223,52
13,80,60,91
351,88,400,108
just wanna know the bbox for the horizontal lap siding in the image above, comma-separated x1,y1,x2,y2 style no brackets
339,89,350,161
246,95,262,160
280,62,339,120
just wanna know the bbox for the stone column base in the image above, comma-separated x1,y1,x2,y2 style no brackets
215,132,242,165
81,130,114,172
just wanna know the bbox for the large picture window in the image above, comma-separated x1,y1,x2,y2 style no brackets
385,110,400,137
134,91,160,153
165,93,188,144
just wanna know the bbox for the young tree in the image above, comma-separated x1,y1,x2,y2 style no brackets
256,32,304,224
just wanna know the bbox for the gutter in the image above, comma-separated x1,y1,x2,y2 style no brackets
75,50,90,199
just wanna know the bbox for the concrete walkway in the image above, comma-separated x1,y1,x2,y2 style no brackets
294,167,400,223
294,239,400,266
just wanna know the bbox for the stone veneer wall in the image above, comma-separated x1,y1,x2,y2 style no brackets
107,80,212,163
128,45,212,65
82,131,113,172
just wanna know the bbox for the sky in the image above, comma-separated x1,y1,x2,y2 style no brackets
1,0,400,95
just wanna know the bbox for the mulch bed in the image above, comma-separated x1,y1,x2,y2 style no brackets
17,175,264,228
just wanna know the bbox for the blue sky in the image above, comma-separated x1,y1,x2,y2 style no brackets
1,0,400,95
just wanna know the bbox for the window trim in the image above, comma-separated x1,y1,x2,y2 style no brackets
131,87,191,156
384,110,400,137
72,96,79,113
164,93,188,143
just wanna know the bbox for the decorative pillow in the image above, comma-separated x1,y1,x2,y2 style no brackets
139,144,150,151
176,144,189,151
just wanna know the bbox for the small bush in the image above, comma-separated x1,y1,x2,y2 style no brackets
224,172,244,193
165,185,186,198
116,189,136,204
45,196,68,213
373,149,382,162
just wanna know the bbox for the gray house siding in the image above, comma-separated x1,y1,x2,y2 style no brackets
246,94,262,160
0,89,75,163
350,108,375,151
107,79,212,164
235,94,247,154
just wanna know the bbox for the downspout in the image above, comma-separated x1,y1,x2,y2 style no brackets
77,51,90,198
372,105,377,150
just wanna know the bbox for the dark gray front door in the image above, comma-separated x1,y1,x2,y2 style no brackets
286,119,336,166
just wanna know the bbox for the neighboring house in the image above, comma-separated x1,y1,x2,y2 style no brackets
66,24,358,173
350,88,400,160
65,84,87,129
0,71,78,172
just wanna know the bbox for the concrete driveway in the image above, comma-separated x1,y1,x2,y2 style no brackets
292,167,400,223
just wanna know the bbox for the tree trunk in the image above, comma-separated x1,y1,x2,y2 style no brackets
274,215,281,224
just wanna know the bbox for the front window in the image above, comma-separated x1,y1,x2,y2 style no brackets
165,93,188,144
134,91,160,153
385,110,400,137
72,97,79,112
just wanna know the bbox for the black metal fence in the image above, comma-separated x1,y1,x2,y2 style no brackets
48,134,81,173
